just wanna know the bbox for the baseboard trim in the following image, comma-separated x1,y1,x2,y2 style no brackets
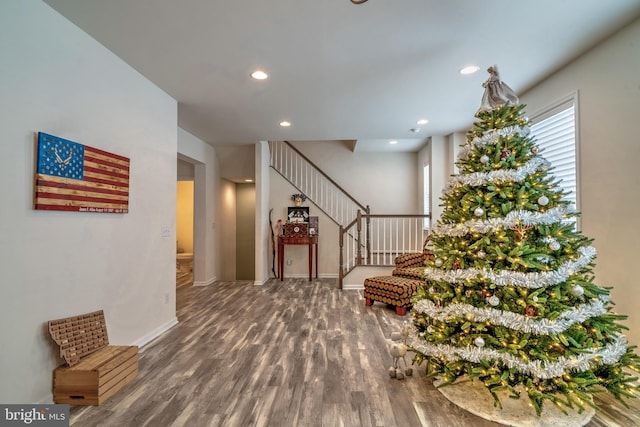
193,276,216,287
135,317,179,349
342,284,364,290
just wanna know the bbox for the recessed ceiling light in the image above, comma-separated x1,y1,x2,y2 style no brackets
417,119,429,125
459,65,480,75
280,121,291,127
244,179,254,182
389,140,398,145
251,70,268,80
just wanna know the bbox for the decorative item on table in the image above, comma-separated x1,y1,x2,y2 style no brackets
291,193,307,207
308,216,319,235
283,222,309,238
288,206,309,223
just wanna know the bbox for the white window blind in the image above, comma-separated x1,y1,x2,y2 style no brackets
423,164,430,230
530,98,578,212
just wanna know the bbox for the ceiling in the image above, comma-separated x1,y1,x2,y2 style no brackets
44,0,640,152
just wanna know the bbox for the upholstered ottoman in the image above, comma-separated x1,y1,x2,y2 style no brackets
363,276,424,316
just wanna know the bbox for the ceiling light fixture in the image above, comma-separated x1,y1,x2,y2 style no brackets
280,121,291,127
417,119,429,125
251,70,268,80
459,65,480,75
389,140,398,145
351,0,368,3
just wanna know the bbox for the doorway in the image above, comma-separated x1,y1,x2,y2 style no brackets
176,160,195,287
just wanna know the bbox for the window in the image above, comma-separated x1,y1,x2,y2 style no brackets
529,95,578,218
423,164,430,230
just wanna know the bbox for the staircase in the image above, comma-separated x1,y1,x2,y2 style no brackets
269,141,429,288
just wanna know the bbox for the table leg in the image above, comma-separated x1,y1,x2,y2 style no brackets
315,243,318,279
308,243,312,281
278,240,284,281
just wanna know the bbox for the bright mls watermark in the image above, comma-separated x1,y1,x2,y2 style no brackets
0,405,69,426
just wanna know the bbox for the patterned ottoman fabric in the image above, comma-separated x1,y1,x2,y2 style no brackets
363,276,424,316
392,267,425,280
393,252,426,269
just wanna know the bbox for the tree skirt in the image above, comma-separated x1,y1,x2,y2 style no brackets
434,377,595,427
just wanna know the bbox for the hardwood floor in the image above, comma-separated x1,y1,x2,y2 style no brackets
69,279,640,426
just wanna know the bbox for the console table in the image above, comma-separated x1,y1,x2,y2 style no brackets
277,235,318,281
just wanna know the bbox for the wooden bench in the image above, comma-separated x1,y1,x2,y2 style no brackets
48,310,139,405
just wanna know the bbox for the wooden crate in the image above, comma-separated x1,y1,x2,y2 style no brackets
48,310,139,405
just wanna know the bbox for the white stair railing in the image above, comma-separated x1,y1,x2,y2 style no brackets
269,141,367,227
340,213,430,287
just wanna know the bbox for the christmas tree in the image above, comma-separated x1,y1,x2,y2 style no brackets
408,66,640,417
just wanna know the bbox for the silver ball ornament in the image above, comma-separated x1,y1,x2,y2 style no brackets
474,207,484,217
474,337,485,348
538,195,549,206
480,155,490,164
549,241,561,251
477,250,486,259
571,285,584,297
488,295,500,307
434,258,443,267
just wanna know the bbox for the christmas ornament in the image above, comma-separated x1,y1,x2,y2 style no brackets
481,288,492,298
571,285,584,297
474,207,484,217
531,146,539,154
428,286,436,294
435,258,443,267
538,195,549,206
480,155,490,164
488,295,500,306
474,337,485,347
549,241,561,251
525,304,539,317
452,260,461,270
512,223,534,242
501,148,511,160
477,250,486,259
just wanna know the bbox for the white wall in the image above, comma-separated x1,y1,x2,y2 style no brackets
519,18,640,346
0,0,178,403
255,141,272,285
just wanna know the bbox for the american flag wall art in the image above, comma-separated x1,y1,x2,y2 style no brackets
35,132,130,213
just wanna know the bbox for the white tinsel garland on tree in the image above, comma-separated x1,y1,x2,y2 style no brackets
424,245,596,289
446,157,550,190
458,125,530,161
434,206,577,237
413,297,609,336
407,328,627,379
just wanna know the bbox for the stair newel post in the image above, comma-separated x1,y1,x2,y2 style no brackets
365,205,371,264
339,224,345,290
356,210,363,266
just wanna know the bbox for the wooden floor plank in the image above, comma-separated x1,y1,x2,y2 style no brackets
69,278,640,426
